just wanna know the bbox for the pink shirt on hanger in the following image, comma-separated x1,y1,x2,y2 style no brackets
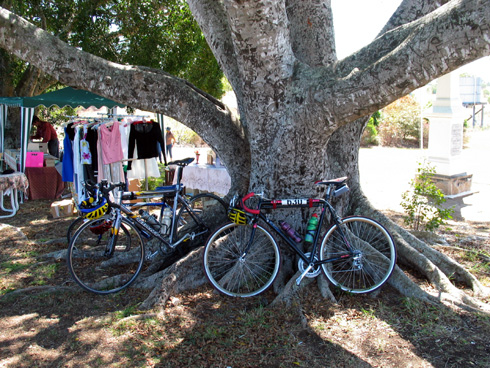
100,122,124,165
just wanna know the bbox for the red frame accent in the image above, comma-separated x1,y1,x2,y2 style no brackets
241,192,260,215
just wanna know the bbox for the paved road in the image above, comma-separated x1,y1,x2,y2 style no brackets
172,130,489,223
360,129,490,223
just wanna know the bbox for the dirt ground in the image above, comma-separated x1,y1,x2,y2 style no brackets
0,195,489,367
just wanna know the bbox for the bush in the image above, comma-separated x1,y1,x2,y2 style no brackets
140,163,168,191
361,111,381,146
400,160,454,232
378,95,422,147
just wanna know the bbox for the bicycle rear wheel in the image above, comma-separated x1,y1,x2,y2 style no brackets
203,222,281,297
175,193,228,243
67,215,145,294
320,216,396,294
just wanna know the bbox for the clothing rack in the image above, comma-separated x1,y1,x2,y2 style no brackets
67,114,162,191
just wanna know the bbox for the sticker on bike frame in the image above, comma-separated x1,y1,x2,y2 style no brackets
265,199,322,209
283,199,308,206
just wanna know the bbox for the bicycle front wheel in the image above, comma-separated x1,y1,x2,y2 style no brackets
320,216,396,294
175,193,228,243
67,215,145,294
203,222,281,297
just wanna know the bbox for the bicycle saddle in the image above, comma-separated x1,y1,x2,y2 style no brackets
315,177,348,187
168,157,194,166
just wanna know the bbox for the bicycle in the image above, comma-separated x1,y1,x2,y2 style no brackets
66,183,188,244
67,157,228,294
203,177,396,297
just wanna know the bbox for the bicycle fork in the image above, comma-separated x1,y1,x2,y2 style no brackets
106,214,123,257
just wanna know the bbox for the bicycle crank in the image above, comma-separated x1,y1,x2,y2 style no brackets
297,252,322,278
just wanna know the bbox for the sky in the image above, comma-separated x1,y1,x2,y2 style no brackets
331,0,490,83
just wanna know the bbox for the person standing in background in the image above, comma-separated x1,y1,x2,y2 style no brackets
165,126,176,160
30,115,59,158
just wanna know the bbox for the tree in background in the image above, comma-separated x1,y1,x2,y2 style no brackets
378,95,423,147
1,0,490,311
0,0,223,146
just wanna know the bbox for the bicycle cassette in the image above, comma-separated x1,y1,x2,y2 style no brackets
297,252,322,278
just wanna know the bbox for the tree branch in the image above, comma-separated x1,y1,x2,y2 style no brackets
0,5,251,194
222,0,295,87
285,0,336,66
325,0,490,123
187,0,240,95
379,0,450,35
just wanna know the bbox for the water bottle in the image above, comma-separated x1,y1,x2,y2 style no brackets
139,210,161,231
304,213,319,243
161,207,172,234
279,220,302,243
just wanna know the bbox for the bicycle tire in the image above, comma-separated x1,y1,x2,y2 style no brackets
320,216,396,294
66,216,87,243
174,193,228,244
203,222,281,297
67,214,146,294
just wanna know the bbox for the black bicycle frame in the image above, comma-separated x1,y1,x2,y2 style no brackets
246,195,355,266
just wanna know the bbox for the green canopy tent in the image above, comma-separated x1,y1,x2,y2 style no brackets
0,87,125,172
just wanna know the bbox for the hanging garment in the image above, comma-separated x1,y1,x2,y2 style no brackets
127,122,165,170
61,126,74,182
97,127,124,184
100,121,124,165
73,126,84,204
80,126,92,165
119,118,132,161
126,156,160,180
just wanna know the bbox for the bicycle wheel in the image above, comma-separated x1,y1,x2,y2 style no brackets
66,216,87,243
67,214,146,294
174,193,228,243
203,222,281,297
320,216,396,294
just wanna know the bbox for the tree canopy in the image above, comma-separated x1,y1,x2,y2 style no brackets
0,0,224,97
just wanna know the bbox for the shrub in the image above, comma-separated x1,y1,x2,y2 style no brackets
400,160,454,232
378,95,422,147
140,163,168,191
361,111,381,146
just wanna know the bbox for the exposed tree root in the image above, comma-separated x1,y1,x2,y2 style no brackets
270,271,315,308
137,247,208,310
1,285,78,298
354,194,489,313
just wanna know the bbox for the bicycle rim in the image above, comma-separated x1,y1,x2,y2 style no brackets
320,216,396,294
203,222,280,297
67,215,146,294
66,216,86,243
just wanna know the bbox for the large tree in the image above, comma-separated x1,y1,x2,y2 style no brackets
1,0,489,311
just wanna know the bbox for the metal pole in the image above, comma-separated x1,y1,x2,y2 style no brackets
482,105,485,128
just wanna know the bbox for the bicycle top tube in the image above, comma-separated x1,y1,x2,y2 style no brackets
240,192,325,214
120,184,183,202
239,177,349,215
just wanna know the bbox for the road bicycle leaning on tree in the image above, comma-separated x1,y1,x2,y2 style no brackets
67,158,227,295
203,177,397,297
